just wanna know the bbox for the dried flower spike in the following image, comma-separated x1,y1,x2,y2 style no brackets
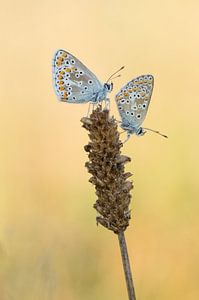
81,106,133,234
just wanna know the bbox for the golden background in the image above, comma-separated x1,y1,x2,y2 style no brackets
0,0,199,299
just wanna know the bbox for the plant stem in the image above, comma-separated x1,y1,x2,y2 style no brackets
118,231,136,300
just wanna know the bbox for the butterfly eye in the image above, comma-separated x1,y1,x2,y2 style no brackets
67,87,72,91
136,114,141,119
71,59,75,64
139,77,143,82
132,105,137,110
138,104,142,109
84,86,88,90
81,90,85,94
126,111,130,115
72,96,76,100
142,104,146,109
130,112,134,116
66,73,70,78
68,91,71,96
65,60,70,65
134,79,138,84
126,100,130,104
120,99,126,104
137,93,140,98
79,71,84,75
118,106,122,110
75,74,80,78
78,81,83,86
88,80,93,85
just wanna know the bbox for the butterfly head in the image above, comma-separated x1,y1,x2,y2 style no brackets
135,127,146,136
121,123,146,137
104,82,113,92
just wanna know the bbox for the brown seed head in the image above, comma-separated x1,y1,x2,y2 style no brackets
81,106,133,234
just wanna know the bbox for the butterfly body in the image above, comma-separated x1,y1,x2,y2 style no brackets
115,74,154,139
120,123,145,136
52,49,113,103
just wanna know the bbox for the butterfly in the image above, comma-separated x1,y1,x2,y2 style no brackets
52,49,113,104
116,75,167,141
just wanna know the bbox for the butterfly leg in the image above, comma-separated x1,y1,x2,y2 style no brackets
92,103,96,111
86,103,92,117
104,98,110,110
122,132,131,144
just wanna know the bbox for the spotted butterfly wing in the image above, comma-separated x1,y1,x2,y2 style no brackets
115,75,154,131
52,49,106,103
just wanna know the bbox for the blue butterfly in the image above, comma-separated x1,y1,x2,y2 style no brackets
52,49,113,104
115,75,167,141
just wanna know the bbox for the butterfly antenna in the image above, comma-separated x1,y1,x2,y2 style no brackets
142,127,168,138
106,66,125,83
110,74,121,81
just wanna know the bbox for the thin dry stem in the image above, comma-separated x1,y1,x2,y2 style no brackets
118,231,136,300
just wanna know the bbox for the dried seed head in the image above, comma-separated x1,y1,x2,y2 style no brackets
81,106,133,234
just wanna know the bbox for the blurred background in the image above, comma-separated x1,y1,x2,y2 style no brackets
0,0,199,299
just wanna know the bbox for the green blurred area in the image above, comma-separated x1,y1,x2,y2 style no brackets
0,0,199,299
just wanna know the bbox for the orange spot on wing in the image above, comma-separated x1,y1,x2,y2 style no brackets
62,92,68,101
65,67,71,73
72,67,77,72
124,92,129,97
117,95,123,101
59,86,65,91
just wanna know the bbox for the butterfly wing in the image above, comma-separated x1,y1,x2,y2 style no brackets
115,75,154,129
52,49,104,103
